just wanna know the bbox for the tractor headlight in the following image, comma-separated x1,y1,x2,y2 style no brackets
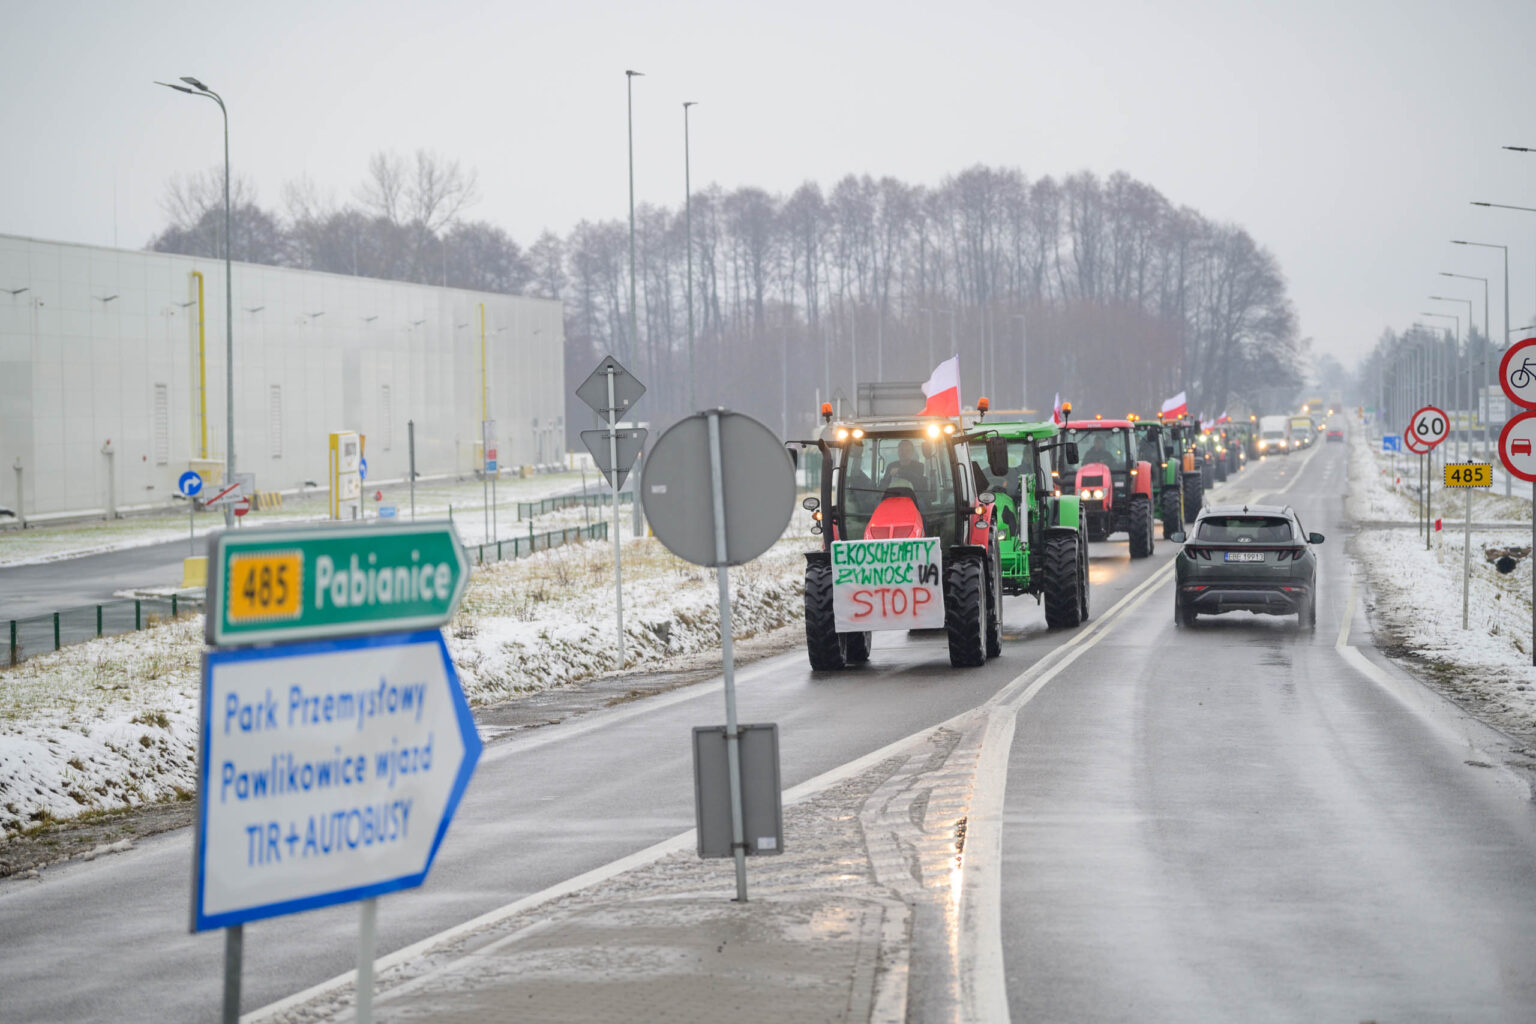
851,428,865,439
836,428,849,441
926,423,942,439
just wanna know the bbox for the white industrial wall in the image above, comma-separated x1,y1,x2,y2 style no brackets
0,234,564,518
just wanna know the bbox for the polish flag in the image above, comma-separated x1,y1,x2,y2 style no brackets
1160,391,1188,418
1216,410,1231,424
919,356,961,417
1434,518,1442,533
1052,393,1064,426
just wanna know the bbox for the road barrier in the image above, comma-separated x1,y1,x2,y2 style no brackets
515,492,631,521
3,522,608,669
7,595,200,667
468,521,608,566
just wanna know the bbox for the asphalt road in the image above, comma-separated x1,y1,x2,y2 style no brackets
3,441,1533,1022
1001,440,1536,1020
0,539,192,621
0,475,1181,1021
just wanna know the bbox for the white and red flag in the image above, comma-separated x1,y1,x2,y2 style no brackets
1216,410,1231,424
918,355,961,417
1160,391,1188,418
1052,393,1064,426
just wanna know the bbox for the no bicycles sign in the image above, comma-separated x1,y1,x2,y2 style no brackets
1499,338,1536,410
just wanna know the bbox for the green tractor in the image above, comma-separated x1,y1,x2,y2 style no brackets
965,419,1090,629
1160,416,1208,523
1131,417,1187,539
793,412,1005,670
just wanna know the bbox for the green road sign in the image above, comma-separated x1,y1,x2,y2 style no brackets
206,521,469,645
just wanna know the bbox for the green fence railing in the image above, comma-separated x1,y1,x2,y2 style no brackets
515,492,632,521
466,521,609,567
7,595,200,668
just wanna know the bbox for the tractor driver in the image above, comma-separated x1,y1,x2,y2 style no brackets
1081,433,1117,468
879,439,928,495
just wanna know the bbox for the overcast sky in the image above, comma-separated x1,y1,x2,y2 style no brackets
4,0,1535,367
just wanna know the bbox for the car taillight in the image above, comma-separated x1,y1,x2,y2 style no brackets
1276,547,1304,561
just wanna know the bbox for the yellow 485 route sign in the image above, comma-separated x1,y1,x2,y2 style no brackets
1444,462,1493,488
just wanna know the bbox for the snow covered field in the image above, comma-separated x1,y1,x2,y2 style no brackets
0,518,814,838
1348,426,1536,742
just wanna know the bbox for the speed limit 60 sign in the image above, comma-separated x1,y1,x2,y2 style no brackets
1407,406,1449,450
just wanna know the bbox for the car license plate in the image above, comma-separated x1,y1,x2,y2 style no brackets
1223,551,1265,563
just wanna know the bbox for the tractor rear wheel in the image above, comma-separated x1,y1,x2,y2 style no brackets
1127,495,1154,558
1161,487,1183,539
985,539,1003,659
804,561,846,670
1077,530,1091,621
845,630,873,664
945,556,987,667
1182,473,1203,523
1201,460,1215,490
1043,533,1084,629
1214,457,1228,483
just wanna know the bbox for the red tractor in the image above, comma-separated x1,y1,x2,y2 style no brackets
1055,417,1157,558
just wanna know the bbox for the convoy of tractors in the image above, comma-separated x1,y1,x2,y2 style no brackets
792,395,1269,670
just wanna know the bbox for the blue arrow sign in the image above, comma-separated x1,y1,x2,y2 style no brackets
359,457,368,482
1382,434,1401,453
178,471,204,498
192,629,482,932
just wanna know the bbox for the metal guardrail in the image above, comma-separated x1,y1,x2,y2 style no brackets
515,492,631,521
7,595,200,668
4,522,610,670
467,521,608,566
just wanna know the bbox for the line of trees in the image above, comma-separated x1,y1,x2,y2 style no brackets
150,155,1304,440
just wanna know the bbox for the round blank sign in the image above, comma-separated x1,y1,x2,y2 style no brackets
642,410,794,567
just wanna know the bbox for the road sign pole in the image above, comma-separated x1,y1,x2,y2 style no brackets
408,419,416,522
608,367,625,669
1464,482,1472,629
356,897,378,1024
1426,448,1432,551
190,501,195,556
222,924,242,1024
1531,479,1534,666
706,410,749,902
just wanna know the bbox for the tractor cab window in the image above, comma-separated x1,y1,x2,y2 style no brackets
838,435,956,540
974,440,1038,506
1063,428,1130,472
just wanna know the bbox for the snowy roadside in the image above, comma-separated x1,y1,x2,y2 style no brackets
1346,427,1536,743
0,517,816,841
0,472,590,568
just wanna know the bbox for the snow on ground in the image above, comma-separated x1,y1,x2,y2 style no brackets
1348,426,1536,742
0,472,590,567
0,515,816,838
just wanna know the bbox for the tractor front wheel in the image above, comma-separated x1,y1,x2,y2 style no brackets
804,561,847,670
1182,473,1203,523
1161,486,1183,539
1127,495,1154,559
1043,533,1084,629
946,556,987,667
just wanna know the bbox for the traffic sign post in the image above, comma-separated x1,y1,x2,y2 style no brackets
1408,407,1447,550
180,471,204,555
1498,410,1536,665
643,409,793,902
197,519,476,1022
576,356,647,670
1445,463,1493,629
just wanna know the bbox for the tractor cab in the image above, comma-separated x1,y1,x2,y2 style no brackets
817,417,970,549
1133,417,1187,538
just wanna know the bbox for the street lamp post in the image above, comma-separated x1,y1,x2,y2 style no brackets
1011,312,1027,411
158,76,234,528
1440,273,1490,458
626,70,643,367
683,101,696,411
1471,200,1536,344
1429,295,1474,461
1452,240,1508,474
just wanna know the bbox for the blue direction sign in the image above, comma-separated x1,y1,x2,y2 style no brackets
1382,434,1401,453
359,457,368,482
192,629,481,931
178,471,204,498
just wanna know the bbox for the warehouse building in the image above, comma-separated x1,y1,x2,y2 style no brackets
0,233,564,519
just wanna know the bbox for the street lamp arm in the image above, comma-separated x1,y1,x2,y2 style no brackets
1472,201,1536,214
